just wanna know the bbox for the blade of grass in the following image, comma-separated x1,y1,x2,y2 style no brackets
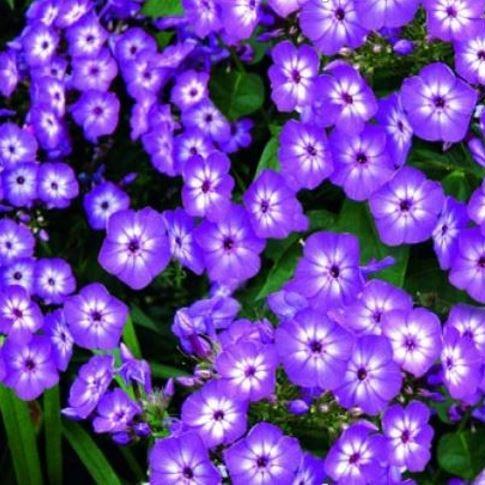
151,362,188,378
43,386,62,485
63,420,121,485
119,447,145,482
0,387,43,485
123,316,142,358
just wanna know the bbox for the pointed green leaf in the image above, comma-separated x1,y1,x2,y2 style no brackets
44,386,62,485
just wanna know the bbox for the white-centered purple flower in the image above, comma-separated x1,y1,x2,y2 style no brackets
181,380,248,448
98,207,171,290
64,283,128,350
0,219,35,265
382,308,443,377
2,162,38,208
182,0,222,38
65,12,108,58
171,70,209,111
216,341,278,401
22,23,59,66
149,432,221,485
401,62,478,142
369,166,445,246
382,401,433,472
335,335,402,414
71,48,118,92
224,422,302,485
37,162,79,209
278,119,334,191
219,0,261,43
268,41,319,112
455,33,485,85
0,50,19,98
446,303,485,357
0,258,36,294
44,309,74,371
34,257,76,304
0,123,38,168
275,308,354,390
356,0,420,29
288,231,364,310
467,179,485,226
3,335,58,400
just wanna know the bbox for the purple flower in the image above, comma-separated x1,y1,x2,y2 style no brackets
446,303,485,356
0,50,18,98
449,228,485,303
0,285,43,343
182,152,234,221
37,162,79,209
174,129,215,173
141,122,175,176
220,119,253,154
71,90,120,143
119,343,152,393
357,0,420,29
330,124,394,201
401,63,477,142
294,453,327,485
93,389,141,434
468,179,485,226
0,123,38,168
194,205,265,285
267,289,309,321
275,308,354,389
441,326,482,399
224,422,302,485
64,283,128,350
300,0,368,55
182,0,222,38
469,137,485,168
0,219,35,265
455,33,485,85
432,197,469,270
216,341,278,401
339,279,413,336
55,0,93,28
98,208,171,290
181,380,248,448
287,231,363,310
63,355,114,419
71,48,118,92
218,318,273,348
29,104,68,151
65,12,108,58
243,169,308,239
26,0,59,26
325,423,387,484
31,76,66,117
3,162,38,208
376,93,413,169
163,208,205,275
313,64,378,134
423,0,484,42
149,432,221,485
278,120,334,191
382,308,442,377
171,70,209,111
0,258,36,293
335,335,402,414
382,401,433,472
268,0,300,17
219,0,261,43
34,258,76,304
268,41,319,112
44,309,73,371
22,23,59,66
369,166,445,246
83,181,130,230
113,28,157,64
3,335,58,400
393,39,416,56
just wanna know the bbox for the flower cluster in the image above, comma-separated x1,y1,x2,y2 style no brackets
1,0,485,483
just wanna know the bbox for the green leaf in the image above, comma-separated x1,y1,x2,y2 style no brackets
337,201,409,287
5,0,14,9
44,387,62,485
155,31,174,48
142,0,183,17
63,420,121,485
437,431,485,479
0,387,43,485
210,69,265,120
131,305,162,334
255,137,280,176
123,316,142,358
151,362,188,378
308,209,337,232
442,171,472,201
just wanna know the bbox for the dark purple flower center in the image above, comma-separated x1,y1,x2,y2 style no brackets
256,456,269,468
5,241,12,250
24,358,36,371
213,410,225,421
356,152,368,164
8,145,16,154
86,34,95,44
342,92,353,104
291,69,302,84
13,308,23,318
128,239,140,253
182,466,194,479
48,277,55,286
349,452,360,464
433,96,446,108
401,430,411,443
405,338,416,351
90,66,100,76
335,7,346,20
306,144,317,156
223,237,234,251
478,51,485,61
260,200,270,213
397,120,404,132
463,329,474,339
201,180,211,193
309,339,323,353
445,6,457,17
114,410,126,421
249,0,256,9
478,256,485,268
93,106,104,116
399,199,412,212
51,182,59,190
441,224,448,235
445,357,454,369
245,365,256,377
372,311,382,323
130,45,138,55
91,311,103,322
190,146,198,155
175,236,182,246
329,264,340,278
205,113,213,123
101,201,110,210
13,271,22,280
16,176,25,185
41,41,49,50
189,88,198,97
357,367,367,381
